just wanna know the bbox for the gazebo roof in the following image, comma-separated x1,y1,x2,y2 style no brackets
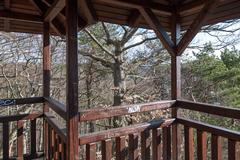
0,0,239,35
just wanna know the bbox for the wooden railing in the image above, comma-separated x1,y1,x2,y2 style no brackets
78,100,175,160
176,100,240,160
44,112,67,160
0,97,44,160
1,114,43,159
1,97,240,159
80,118,174,159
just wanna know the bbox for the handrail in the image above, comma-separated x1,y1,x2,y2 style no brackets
45,112,67,142
79,118,175,145
177,118,240,141
0,113,42,122
176,100,240,120
0,97,44,107
79,100,175,121
44,97,67,120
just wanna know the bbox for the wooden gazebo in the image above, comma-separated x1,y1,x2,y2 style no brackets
0,0,240,159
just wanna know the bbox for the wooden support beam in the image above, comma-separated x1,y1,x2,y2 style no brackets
44,0,65,22
43,22,51,99
65,0,79,159
79,0,98,24
139,7,175,56
128,10,142,28
43,0,87,31
177,0,220,55
171,8,181,159
29,0,65,35
43,21,51,159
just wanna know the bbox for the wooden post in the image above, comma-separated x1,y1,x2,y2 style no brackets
43,21,51,159
171,6,181,160
65,0,79,159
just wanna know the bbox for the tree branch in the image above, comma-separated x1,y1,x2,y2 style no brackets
79,50,114,68
84,28,116,60
122,37,157,52
121,27,138,46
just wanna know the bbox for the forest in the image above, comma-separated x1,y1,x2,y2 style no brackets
0,20,240,158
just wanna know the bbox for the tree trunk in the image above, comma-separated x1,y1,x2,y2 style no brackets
112,60,125,127
86,62,95,133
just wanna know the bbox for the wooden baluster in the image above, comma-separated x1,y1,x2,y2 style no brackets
3,122,9,159
228,139,236,160
129,134,139,160
86,143,96,160
141,130,151,160
30,118,36,157
184,126,194,160
116,136,126,160
63,142,67,159
102,139,112,160
48,125,51,159
152,128,162,160
52,129,56,159
58,137,62,160
17,120,24,159
163,127,171,160
44,121,49,160
58,135,62,160
55,133,59,160
211,134,222,160
197,130,207,160
60,142,66,160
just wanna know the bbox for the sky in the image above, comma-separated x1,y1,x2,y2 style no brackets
183,21,240,58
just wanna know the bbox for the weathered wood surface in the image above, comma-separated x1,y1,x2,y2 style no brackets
79,118,175,145
79,100,175,121
177,100,240,120
45,97,67,119
0,97,43,107
177,118,240,141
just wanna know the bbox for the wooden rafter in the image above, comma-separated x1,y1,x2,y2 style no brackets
29,0,65,35
177,0,221,55
43,0,88,31
44,0,65,22
79,0,98,24
128,10,142,28
139,7,175,55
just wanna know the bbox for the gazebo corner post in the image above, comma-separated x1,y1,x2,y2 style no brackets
43,21,51,159
65,0,79,159
171,8,181,160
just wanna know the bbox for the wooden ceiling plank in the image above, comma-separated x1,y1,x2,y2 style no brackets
178,0,205,16
177,0,221,55
0,10,42,23
4,0,10,9
128,10,141,27
4,0,10,31
139,7,175,55
98,0,172,16
44,0,65,22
